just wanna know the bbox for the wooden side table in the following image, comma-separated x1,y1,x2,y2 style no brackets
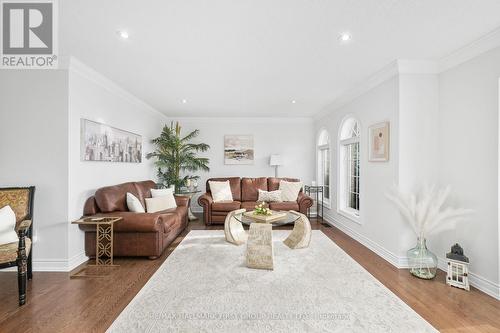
70,216,122,278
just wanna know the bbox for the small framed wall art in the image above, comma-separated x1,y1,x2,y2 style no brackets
224,135,254,165
368,121,390,162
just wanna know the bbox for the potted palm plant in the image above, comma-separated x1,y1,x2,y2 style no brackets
146,122,210,193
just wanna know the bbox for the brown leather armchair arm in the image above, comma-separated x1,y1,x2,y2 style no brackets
198,193,213,206
297,192,313,214
198,193,213,225
78,212,165,233
175,195,190,207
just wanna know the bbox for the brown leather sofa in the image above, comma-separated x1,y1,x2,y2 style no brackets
198,177,313,225
80,180,189,259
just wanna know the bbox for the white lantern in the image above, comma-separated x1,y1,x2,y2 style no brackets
446,244,470,291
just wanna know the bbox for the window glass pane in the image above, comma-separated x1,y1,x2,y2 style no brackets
318,148,330,201
318,130,329,146
346,142,360,211
339,118,360,214
323,149,330,200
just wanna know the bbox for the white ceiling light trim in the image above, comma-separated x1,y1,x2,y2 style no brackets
339,32,352,42
117,30,129,39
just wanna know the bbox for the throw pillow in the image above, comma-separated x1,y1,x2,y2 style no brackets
126,192,145,213
0,205,19,245
151,186,174,198
258,189,283,202
145,195,177,213
209,180,233,202
279,180,303,201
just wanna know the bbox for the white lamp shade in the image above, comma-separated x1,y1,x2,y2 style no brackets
270,154,283,166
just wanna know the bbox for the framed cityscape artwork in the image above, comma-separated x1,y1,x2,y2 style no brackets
368,121,390,162
224,135,254,165
81,119,142,163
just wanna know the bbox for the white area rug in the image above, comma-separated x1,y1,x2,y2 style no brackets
108,230,437,333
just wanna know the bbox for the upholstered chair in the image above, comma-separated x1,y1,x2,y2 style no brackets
224,209,247,245
283,210,311,249
0,187,35,305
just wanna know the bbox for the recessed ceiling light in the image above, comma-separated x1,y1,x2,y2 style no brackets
117,30,129,39
181,99,187,104
291,100,296,104
339,32,352,42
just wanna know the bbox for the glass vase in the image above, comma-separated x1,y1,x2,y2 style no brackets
407,237,438,279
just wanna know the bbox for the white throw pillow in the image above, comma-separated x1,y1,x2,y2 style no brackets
258,189,283,202
209,181,233,202
0,205,19,245
145,195,177,213
126,192,145,213
279,180,303,201
151,186,174,198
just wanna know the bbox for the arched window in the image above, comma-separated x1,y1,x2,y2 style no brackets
338,117,360,219
317,129,330,205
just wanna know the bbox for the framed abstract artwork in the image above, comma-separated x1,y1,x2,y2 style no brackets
81,119,142,163
368,121,390,162
224,135,254,165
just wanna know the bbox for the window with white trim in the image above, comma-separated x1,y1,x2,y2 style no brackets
317,130,330,205
339,118,360,218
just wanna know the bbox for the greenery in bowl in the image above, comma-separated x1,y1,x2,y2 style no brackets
254,202,272,216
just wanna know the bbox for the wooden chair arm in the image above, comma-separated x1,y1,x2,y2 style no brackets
16,219,32,234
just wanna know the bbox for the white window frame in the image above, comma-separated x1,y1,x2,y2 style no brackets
337,117,361,223
317,129,331,208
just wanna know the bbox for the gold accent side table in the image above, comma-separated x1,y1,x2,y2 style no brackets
70,216,122,278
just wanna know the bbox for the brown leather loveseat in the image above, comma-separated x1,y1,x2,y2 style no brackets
80,180,189,259
198,177,313,225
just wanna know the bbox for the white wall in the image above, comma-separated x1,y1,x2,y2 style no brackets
398,74,440,190
314,77,413,260
169,117,315,210
436,46,500,295
315,53,500,299
0,70,70,269
0,59,167,270
67,59,167,262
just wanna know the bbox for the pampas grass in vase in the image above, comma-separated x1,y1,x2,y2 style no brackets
386,184,472,279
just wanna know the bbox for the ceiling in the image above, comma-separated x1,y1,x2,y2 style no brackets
60,0,500,118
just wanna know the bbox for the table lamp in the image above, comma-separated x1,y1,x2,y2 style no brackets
270,154,283,177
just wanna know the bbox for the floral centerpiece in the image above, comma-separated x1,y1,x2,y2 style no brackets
253,202,272,216
386,184,472,279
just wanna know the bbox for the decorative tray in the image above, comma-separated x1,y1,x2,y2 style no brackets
243,210,287,223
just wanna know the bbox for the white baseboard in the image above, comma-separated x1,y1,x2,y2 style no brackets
0,252,90,272
322,213,407,268
322,213,500,300
68,251,89,271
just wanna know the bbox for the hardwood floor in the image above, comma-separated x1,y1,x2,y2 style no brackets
0,217,499,333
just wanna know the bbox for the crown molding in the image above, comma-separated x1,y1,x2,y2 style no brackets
397,59,438,74
314,26,500,120
438,26,500,73
314,60,400,120
61,56,166,120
